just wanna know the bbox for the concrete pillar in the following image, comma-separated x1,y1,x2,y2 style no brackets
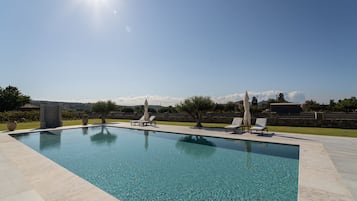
40,103,63,129
40,104,46,129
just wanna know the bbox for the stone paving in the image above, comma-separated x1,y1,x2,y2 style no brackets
275,132,357,201
0,122,355,201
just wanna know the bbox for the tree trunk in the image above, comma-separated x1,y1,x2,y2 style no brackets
101,115,106,124
195,112,202,128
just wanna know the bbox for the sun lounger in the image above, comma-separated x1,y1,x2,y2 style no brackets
142,116,156,126
249,118,268,134
131,116,156,126
130,115,145,126
224,117,243,133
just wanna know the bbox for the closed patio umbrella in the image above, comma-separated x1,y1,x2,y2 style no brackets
243,91,251,127
144,99,149,121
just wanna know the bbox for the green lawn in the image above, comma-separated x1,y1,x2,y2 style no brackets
1,119,357,138
156,121,226,128
267,126,357,138
0,119,119,131
153,121,357,137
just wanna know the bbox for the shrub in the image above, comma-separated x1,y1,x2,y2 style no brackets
0,111,40,122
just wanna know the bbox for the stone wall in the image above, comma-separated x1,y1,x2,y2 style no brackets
108,112,357,129
267,118,357,129
108,112,243,124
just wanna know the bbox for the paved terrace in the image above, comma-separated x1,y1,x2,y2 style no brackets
0,122,356,201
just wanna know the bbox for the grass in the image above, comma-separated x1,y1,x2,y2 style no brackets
155,121,357,137
267,126,357,138
0,119,119,132
1,119,357,138
0,121,40,131
156,121,226,128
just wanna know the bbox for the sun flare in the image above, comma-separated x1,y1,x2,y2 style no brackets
73,0,114,13
71,0,119,23
82,0,110,10
85,0,109,6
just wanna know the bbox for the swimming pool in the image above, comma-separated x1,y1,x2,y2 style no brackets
13,126,299,200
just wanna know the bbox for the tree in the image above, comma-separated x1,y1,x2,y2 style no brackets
303,100,321,111
276,93,287,103
224,101,237,112
213,103,225,112
148,108,157,113
251,96,258,106
265,98,277,110
0,85,30,112
121,107,134,113
158,106,178,113
176,96,214,127
251,96,262,113
92,100,116,123
328,99,336,111
335,97,357,112
134,105,144,113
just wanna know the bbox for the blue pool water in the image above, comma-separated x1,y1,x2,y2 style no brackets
14,126,299,201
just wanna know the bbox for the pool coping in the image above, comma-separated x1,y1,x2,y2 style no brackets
0,122,354,201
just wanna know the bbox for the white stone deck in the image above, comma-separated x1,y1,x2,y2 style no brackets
0,122,355,201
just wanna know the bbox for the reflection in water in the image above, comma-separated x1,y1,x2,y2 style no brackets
40,130,62,151
144,130,149,151
90,126,117,145
175,135,216,158
82,127,88,135
245,141,252,153
244,141,252,169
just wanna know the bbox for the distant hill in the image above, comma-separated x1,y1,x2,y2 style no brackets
31,100,92,111
31,100,163,111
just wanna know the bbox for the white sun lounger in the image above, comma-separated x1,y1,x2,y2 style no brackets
130,115,145,126
224,117,243,133
249,118,268,134
132,115,156,126
142,116,156,126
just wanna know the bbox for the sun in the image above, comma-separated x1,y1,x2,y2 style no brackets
73,0,113,13
85,0,109,7
81,0,111,10
70,0,119,26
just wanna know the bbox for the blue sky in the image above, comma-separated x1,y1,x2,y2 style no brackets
1,0,356,105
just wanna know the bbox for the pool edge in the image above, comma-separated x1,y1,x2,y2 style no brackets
1,122,354,201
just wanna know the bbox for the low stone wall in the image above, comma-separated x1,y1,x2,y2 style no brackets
108,112,357,129
267,118,357,129
108,112,243,124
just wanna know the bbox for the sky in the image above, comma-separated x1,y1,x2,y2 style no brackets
1,0,356,106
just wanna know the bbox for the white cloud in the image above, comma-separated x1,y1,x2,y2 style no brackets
36,90,305,106
113,90,305,106
113,9,118,15
286,91,305,103
115,96,182,106
212,90,305,104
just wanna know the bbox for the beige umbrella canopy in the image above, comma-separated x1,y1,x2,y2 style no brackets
243,91,251,127
144,99,149,121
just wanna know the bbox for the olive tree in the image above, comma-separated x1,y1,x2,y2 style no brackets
92,100,116,123
176,96,214,128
